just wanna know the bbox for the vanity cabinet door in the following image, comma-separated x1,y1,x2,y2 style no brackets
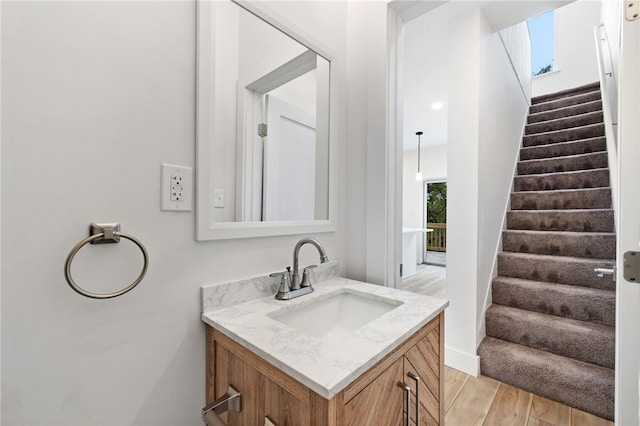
208,327,314,426
341,313,443,426
263,376,310,426
213,341,264,425
403,321,441,426
343,357,405,425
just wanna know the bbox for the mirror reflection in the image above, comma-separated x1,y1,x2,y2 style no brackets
211,1,331,223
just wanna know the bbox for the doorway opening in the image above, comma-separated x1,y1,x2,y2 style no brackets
424,181,447,266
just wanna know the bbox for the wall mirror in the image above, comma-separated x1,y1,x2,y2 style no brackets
196,0,337,240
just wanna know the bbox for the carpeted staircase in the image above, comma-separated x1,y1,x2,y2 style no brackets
478,82,616,421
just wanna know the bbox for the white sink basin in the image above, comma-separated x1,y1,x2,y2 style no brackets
268,289,403,340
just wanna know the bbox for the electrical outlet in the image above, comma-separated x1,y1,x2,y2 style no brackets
161,164,192,211
170,175,185,201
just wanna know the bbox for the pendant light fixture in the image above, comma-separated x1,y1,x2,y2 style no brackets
415,131,423,181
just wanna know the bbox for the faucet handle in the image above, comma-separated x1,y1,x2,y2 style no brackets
269,270,291,297
300,265,318,288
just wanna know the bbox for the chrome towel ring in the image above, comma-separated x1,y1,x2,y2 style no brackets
64,223,149,299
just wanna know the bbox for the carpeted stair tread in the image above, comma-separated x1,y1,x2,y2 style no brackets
485,305,614,368
483,83,615,421
497,252,615,290
513,168,609,192
528,100,603,124
531,82,600,105
517,151,608,175
478,337,614,420
492,276,615,326
502,229,615,259
523,123,604,147
511,187,612,210
506,209,614,232
530,90,601,114
520,137,606,161
525,110,603,135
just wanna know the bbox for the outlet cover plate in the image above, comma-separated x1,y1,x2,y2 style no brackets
161,163,192,212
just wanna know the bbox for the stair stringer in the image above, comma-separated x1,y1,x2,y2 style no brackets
476,112,528,349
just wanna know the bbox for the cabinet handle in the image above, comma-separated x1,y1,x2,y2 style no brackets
202,385,242,426
398,382,411,426
407,372,420,426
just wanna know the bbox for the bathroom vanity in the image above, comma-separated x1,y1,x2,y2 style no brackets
202,276,448,425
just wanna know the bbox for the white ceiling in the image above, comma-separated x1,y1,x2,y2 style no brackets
400,0,575,151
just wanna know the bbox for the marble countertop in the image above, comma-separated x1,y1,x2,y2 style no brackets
201,277,448,399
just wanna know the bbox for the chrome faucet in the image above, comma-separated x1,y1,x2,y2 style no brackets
270,237,329,300
292,237,329,289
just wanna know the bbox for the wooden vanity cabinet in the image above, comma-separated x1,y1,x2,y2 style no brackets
206,312,444,426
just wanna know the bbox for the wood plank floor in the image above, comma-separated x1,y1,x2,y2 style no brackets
444,366,614,426
401,264,446,299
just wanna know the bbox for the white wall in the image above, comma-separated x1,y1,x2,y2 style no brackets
345,1,393,285
532,0,602,96
601,0,621,82
0,0,3,415
1,2,349,425
499,22,532,101
477,21,530,346
445,9,482,374
444,7,529,375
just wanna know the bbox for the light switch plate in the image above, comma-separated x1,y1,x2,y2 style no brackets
213,189,225,208
161,163,192,211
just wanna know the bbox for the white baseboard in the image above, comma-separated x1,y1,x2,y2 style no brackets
444,345,480,377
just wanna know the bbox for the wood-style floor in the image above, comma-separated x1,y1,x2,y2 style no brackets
401,263,446,299
445,364,614,425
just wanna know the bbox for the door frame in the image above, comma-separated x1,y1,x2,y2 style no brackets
615,10,640,424
423,179,447,266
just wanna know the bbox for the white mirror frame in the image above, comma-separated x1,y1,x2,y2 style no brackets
196,0,338,240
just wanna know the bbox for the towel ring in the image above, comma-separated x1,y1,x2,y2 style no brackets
64,223,149,299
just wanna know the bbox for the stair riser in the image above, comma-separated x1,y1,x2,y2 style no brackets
528,100,603,124
531,83,600,105
502,231,616,259
525,111,603,135
520,137,606,161
530,90,601,113
507,210,614,232
523,124,604,147
511,188,612,210
478,337,614,421
514,169,610,192
497,253,615,290
518,152,608,175
492,278,615,326
485,306,614,369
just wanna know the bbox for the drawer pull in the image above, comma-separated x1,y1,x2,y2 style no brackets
407,372,420,425
398,381,411,426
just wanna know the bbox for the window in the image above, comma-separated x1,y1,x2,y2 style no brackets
528,10,555,76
